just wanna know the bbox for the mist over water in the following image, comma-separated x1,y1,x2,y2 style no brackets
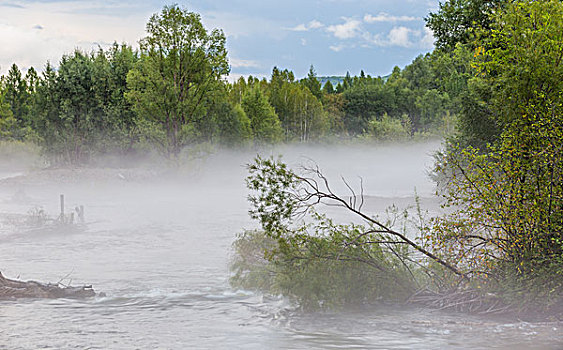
0,141,561,349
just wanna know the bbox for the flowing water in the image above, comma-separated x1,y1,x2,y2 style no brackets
0,142,561,349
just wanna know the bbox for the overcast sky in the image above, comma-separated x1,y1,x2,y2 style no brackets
0,0,439,80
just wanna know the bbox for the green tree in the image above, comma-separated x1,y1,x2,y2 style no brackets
322,80,335,95
49,50,106,163
425,0,505,50
104,43,139,152
343,81,393,134
323,93,346,135
301,65,322,100
415,89,450,132
31,62,59,156
233,156,466,309
126,5,229,157
242,88,283,143
290,85,327,142
3,64,30,137
335,82,344,93
432,0,563,309
211,102,252,146
0,84,17,139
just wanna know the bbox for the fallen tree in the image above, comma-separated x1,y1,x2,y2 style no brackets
0,271,96,299
232,155,464,310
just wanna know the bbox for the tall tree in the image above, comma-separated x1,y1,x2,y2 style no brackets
301,65,322,101
126,5,229,157
0,82,16,139
242,88,283,143
322,80,335,95
52,50,106,163
105,43,139,152
425,0,506,50
433,1,563,300
4,64,29,132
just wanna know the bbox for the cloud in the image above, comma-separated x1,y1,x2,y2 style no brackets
387,26,412,47
289,23,308,31
229,57,261,68
0,0,149,75
204,10,285,40
287,20,324,32
0,22,74,73
326,18,362,39
0,2,24,8
358,25,434,49
329,44,347,52
420,27,435,48
364,13,418,23
308,20,324,29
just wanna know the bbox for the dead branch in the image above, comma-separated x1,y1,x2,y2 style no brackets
293,168,468,279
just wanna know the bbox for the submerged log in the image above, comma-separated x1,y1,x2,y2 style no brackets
0,271,96,299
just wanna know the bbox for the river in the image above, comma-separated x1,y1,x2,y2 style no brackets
0,142,561,349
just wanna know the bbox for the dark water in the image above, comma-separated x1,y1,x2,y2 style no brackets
0,143,561,349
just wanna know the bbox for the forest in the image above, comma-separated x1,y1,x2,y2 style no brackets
0,5,460,164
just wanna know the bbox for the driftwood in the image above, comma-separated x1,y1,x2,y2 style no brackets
0,271,96,300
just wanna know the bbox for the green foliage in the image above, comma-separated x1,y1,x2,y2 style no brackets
0,103,17,140
343,82,392,134
102,43,139,152
237,156,421,309
363,114,410,141
0,2,488,157
126,5,229,157
322,80,335,95
457,76,499,149
0,64,37,141
322,93,346,135
0,140,41,167
301,65,322,101
416,89,450,132
208,101,253,146
231,223,416,309
4,64,29,126
34,50,108,164
431,0,563,309
425,0,505,50
477,0,563,128
25,45,140,164
242,88,283,143
267,67,328,141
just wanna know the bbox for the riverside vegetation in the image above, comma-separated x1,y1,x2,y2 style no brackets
1,0,562,315
231,0,563,318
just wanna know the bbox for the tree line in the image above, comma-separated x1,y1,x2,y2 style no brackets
0,5,469,164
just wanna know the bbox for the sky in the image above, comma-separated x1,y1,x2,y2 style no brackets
0,0,439,80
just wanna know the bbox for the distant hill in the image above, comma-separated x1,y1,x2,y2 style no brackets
318,76,345,87
317,74,392,88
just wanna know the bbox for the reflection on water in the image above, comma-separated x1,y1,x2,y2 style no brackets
0,143,561,349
